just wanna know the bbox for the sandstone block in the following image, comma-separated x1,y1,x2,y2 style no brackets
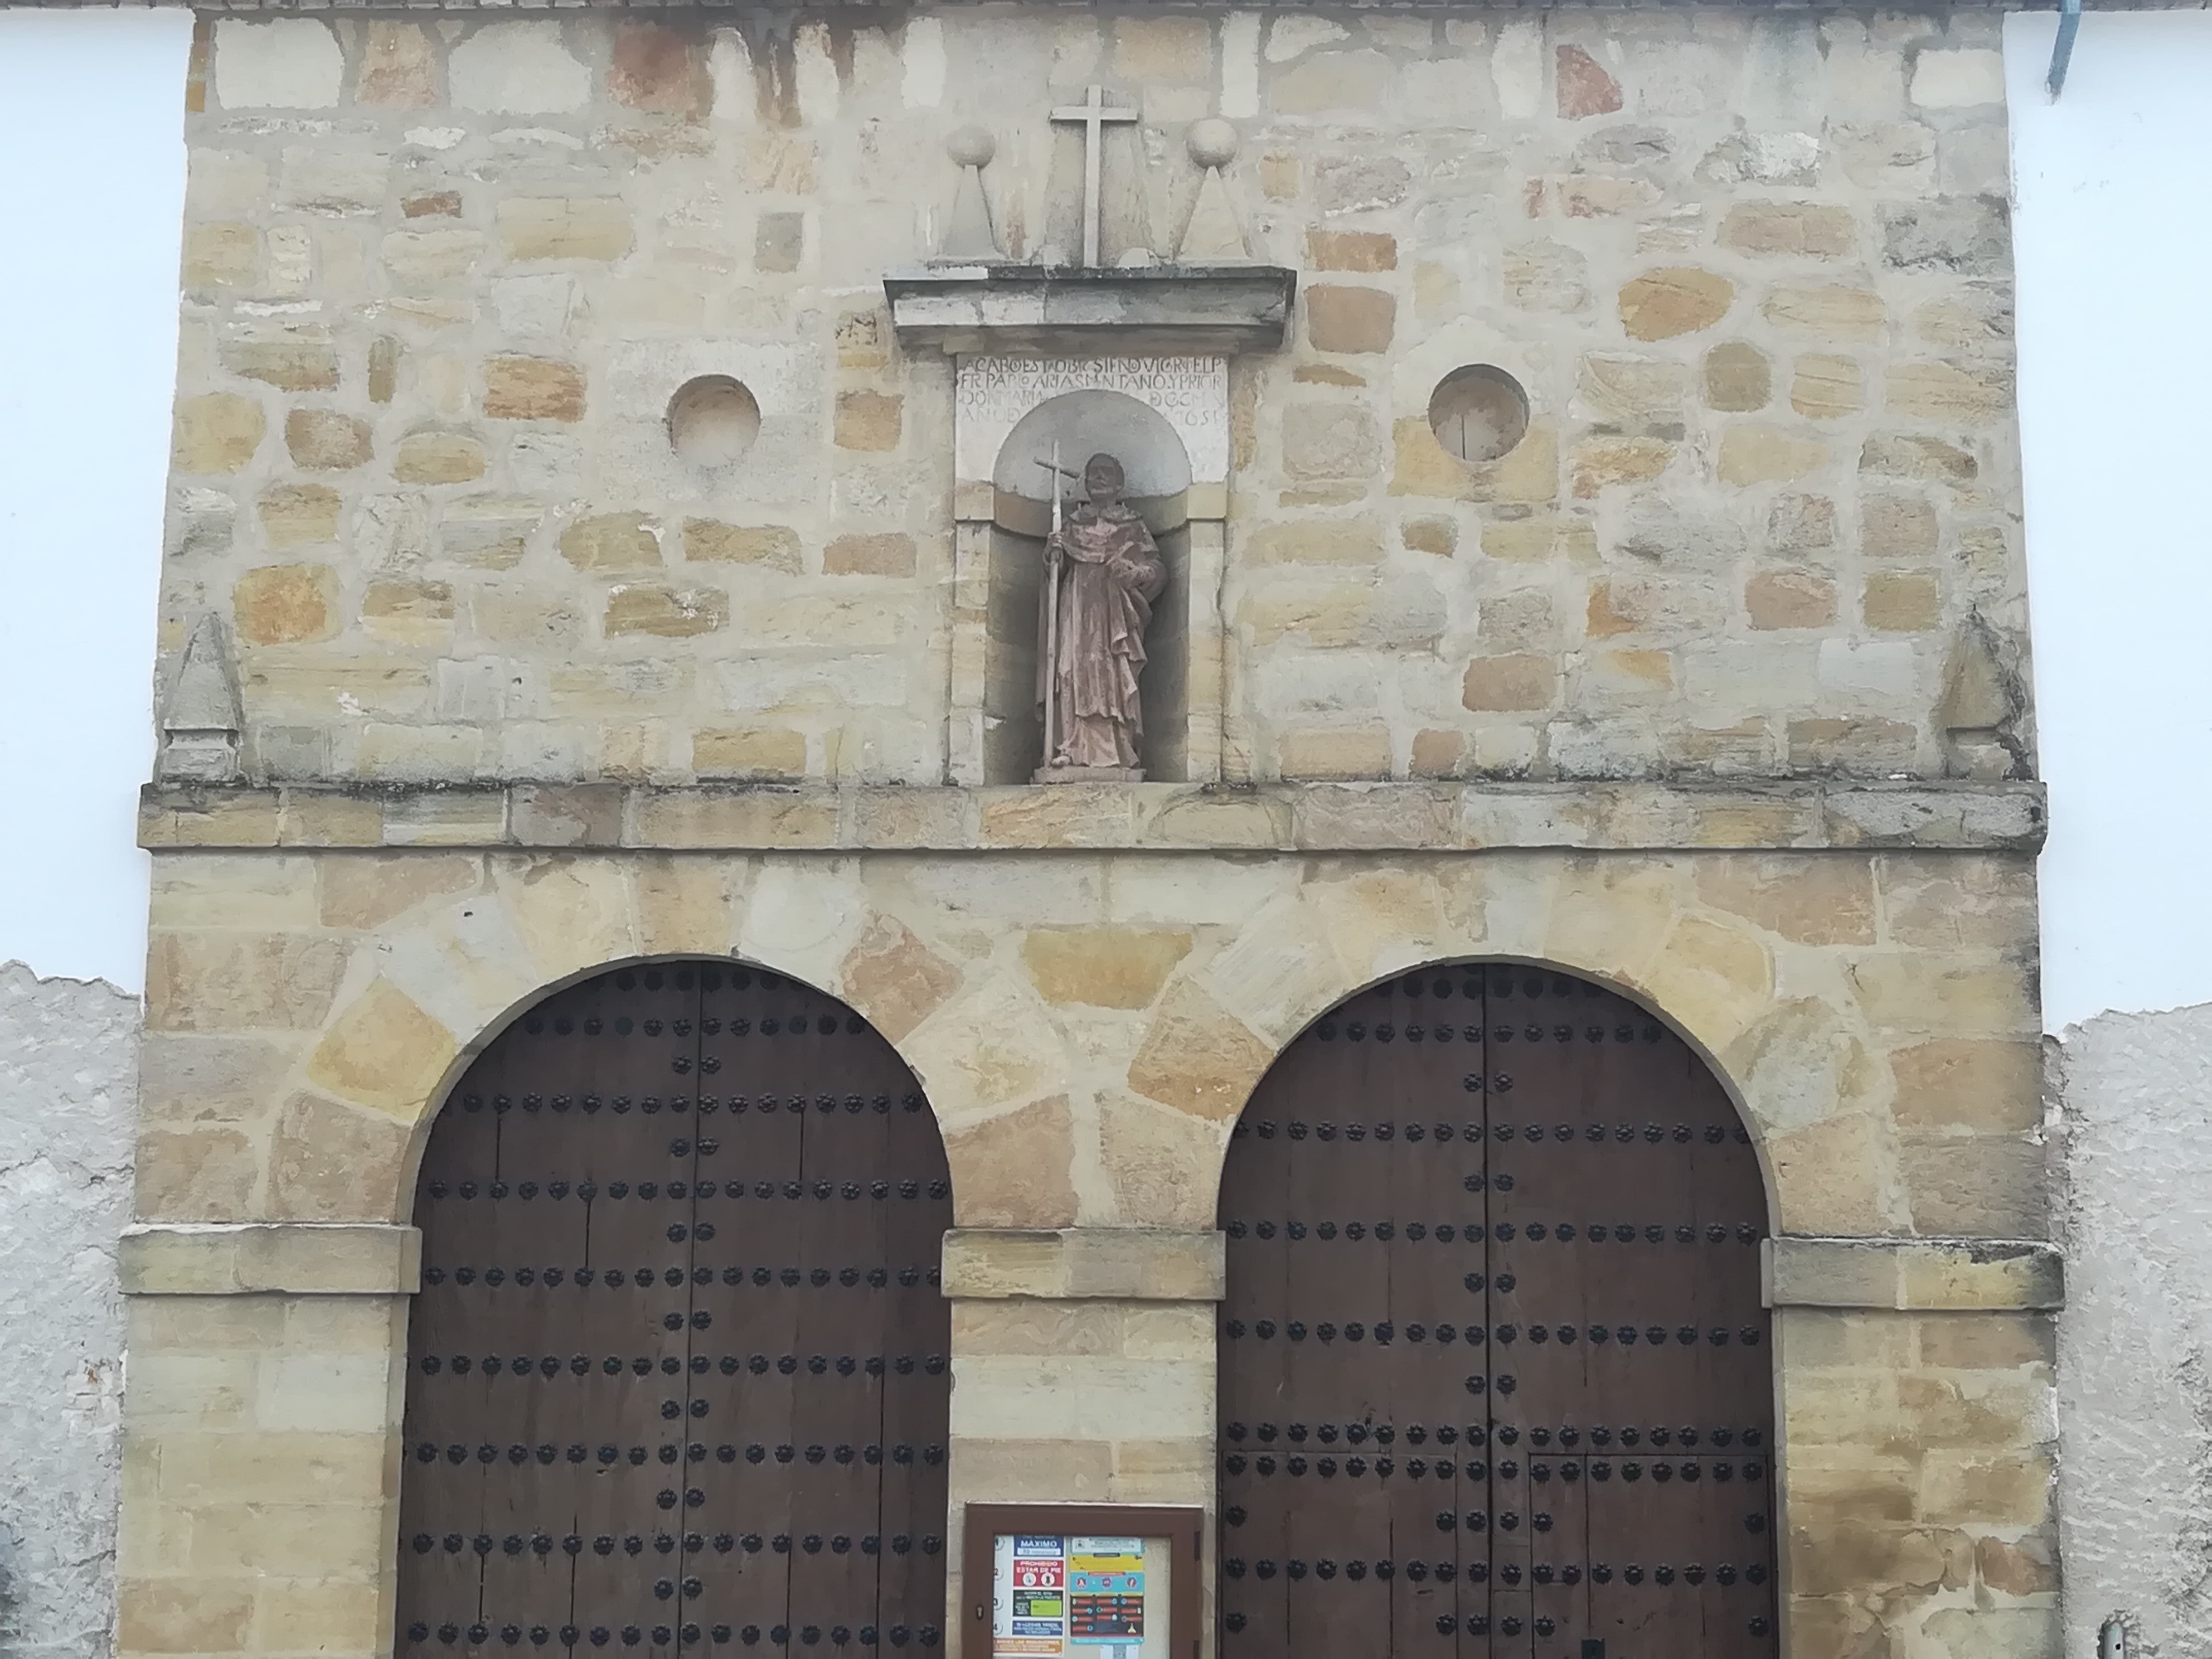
147,931,346,1032
1022,928,1192,1009
560,514,659,571
450,21,591,114
1696,855,1873,944
277,148,390,215
258,484,342,548
361,579,455,644
834,391,901,452
944,1096,1079,1228
1114,14,1211,80
1304,284,1395,353
1253,50,1375,117
1283,404,1380,479
381,226,486,285
394,431,488,484
222,334,339,394
183,222,257,287
1277,726,1392,779
693,726,806,778
173,394,265,474
498,197,634,262
271,1092,411,1220
1306,230,1396,271
404,191,463,219
1912,48,2005,109
1126,979,1274,1123
1463,654,1554,712
1763,285,1888,346
1864,570,1941,632
1881,198,2009,275
1504,243,1592,314
1862,493,1939,559
214,18,342,109
1701,342,1771,411
1579,355,1687,420
610,20,711,115
685,520,802,570
756,212,804,274
306,977,459,1118
1719,425,1830,486
1889,360,2012,423
1745,569,1836,630
1719,202,1857,258
839,915,960,1042
824,532,918,576
235,564,338,645
1890,1038,2040,1133
606,584,729,637
285,408,372,470
1792,354,1865,420
318,853,479,930
1618,268,1733,341
484,356,585,421
358,21,440,108
1245,522,1381,565
1571,436,1674,497
1556,45,1623,118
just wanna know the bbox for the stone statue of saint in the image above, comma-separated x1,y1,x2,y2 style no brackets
1036,452,1166,777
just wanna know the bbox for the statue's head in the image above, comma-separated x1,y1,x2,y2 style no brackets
1082,453,1124,505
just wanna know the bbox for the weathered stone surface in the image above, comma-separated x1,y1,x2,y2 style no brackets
610,20,711,115
834,391,901,451
1556,45,1622,118
1023,929,1192,1009
394,430,488,484
483,356,585,421
172,394,265,474
559,514,659,572
1703,342,1771,412
498,197,634,262
824,532,917,576
1619,268,1734,340
944,1097,1079,1228
1304,284,1395,353
1126,980,1272,1122
685,521,802,570
304,977,458,1118
358,22,440,108
284,409,371,470
605,584,729,638
234,564,338,645
1719,202,1857,259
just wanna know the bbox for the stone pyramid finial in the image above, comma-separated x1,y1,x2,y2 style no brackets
157,613,244,784
937,125,1002,261
1176,118,1252,264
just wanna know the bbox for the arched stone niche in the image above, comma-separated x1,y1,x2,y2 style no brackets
950,357,1230,785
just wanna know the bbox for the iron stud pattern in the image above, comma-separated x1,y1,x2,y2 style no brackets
399,964,953,1659
1218,967,1777,1659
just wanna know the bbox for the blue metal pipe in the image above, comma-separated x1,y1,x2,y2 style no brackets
2049,0,2083,99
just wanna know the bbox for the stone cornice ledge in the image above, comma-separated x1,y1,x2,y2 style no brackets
120,1222,421,1296
942,1229,1225,1302
140,779,2046,854
1764,1236,2061,1312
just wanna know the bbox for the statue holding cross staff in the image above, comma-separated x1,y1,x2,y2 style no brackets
1032,447,1166,778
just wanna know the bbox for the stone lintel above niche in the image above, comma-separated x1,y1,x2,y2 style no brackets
884,264,1297,356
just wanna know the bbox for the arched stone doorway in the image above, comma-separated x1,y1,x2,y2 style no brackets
1216,963,1774,1659
396,959,954,1659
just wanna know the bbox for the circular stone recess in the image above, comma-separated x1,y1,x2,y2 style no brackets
667,375,761,467
1427,365,1531,465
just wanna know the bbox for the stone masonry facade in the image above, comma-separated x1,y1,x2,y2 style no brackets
166,7,2022,787
127,12,2054,1659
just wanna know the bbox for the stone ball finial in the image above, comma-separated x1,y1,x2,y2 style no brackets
947,124,996,169
1186,118,1239,169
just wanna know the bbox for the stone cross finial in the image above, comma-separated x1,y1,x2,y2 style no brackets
1050,84,1139,267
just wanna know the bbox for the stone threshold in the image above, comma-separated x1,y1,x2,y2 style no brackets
1764,1236,2062,1311
139,779,2046,854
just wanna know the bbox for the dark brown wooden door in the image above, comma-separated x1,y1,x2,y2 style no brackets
399,962,953,1659
1217,966,1774,1659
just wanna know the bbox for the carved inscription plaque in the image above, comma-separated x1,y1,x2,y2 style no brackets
955,355,1229,486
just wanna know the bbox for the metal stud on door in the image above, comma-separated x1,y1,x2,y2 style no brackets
1217,966,1774,1659
399,963,955,1659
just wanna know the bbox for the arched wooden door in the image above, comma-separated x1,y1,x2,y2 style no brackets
397,962,953,1659
1217,966,1774,1659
